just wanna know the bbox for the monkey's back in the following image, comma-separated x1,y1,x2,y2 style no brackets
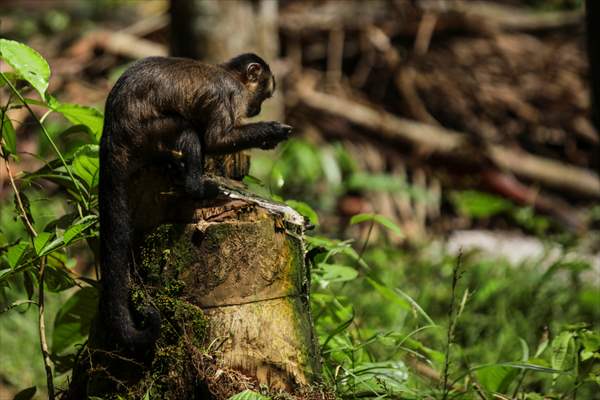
101,57,241,163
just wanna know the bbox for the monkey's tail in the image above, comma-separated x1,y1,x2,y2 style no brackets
99,158,161,350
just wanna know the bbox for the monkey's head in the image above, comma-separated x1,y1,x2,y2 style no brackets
224,53,276,117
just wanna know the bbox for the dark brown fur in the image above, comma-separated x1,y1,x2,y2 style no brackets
99,53,291,350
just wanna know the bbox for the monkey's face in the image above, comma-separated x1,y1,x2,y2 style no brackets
245,63,275,117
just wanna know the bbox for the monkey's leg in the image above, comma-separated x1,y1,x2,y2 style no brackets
205,121,293,154
175,129,217,198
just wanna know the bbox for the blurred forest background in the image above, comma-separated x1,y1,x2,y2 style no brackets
0,0,599,399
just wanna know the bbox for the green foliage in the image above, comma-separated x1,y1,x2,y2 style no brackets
0,39,50,98
228,390,271,400
0,39,101,398
51,287,98,357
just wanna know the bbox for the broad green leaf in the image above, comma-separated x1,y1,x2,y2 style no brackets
0,39,50,98
54,103,103,141
39,236,64,257
52,287,99,355
476,365,519,393
64,217,97,245
228,389,271,400
450,190,513,218
5,241,28,268
72,144,99,189
1,110,17,156
551,331,576,372
33,232,52,255
285,199,319,225
318,263,358,283
12,386,36,400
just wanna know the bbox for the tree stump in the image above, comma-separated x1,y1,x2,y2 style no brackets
66,166,321,399
176,187,319,390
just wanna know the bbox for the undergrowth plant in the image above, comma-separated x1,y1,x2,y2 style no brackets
0,39,102,399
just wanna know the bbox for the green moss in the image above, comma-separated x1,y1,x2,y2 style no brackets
113,224,208,399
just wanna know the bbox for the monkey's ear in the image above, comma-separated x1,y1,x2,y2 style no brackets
246,63,262,82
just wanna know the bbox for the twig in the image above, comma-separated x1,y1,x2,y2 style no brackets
4,160,36,237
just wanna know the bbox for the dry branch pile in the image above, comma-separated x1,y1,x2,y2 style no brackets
278,0,598,235
1,0,597,235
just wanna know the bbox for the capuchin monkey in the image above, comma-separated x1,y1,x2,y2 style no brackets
99,53,292,351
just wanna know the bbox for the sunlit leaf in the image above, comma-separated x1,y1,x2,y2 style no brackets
0,39,50,98
551,331,576,373
72,144,99,189
33,232,52,255
228,390,271,400
5,241,28,269
317,263,358,283
64,216,97,245
54,103,103,141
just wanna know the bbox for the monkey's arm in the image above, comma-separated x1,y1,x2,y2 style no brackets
204,121,292,154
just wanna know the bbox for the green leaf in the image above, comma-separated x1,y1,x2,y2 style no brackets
54,103,103,141
72,144,100,189
12,386,36,400
285,199,319,225
52,287,99,355
476,365,519,393
64,216,97,245
318,263,358,283
450,190,513,218
0,39,50,98
5,241,28,268
551,331,576,372
366,277,411,311
343,361,409,395
228,390,271,400
1,110,17,156
350,213,403,237
33,232,52,255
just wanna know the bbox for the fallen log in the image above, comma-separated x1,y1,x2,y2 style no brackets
294,85,600,199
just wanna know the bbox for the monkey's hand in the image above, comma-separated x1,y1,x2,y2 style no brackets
258,121,293,149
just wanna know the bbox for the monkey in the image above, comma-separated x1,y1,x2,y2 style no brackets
99,53,292,351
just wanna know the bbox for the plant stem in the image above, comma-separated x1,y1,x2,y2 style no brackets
442,251,463,400
4,159,37,237
38,257,55,400
0,71,87,212
3,156,55,399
